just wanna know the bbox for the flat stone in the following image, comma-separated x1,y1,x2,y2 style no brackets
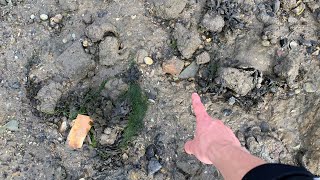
202,13,225,32
173,23,202,59
179,61,199,79
162,56,184,75
304,82,317,93
196,51,210,65
148,158,162,175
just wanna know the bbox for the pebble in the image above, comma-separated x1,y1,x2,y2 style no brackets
50,14,63,25
144,57,153,65
222,109,232,116
228,97,236,106
4,120,19,131
196,51,210,65
261,40,271,47
148,158,162,175
260,121,270,132
145,144,157,160
122,153,128,160
304,82,317,93
82,39,89,47
59,119,68,133
40,14,49,21
30,14,36,20
179,61,199,79
289,41,299,49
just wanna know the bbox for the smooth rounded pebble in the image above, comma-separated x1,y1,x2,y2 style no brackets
144,56,153,65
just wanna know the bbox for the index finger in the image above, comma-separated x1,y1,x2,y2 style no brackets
192,93,209,119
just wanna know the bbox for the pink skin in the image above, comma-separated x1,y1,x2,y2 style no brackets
185,93,266,180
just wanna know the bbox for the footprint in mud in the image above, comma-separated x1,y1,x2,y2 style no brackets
237,122,294,164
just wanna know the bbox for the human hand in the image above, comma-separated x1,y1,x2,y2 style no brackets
184,93,241,165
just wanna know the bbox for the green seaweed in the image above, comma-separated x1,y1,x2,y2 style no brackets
120,82,148,147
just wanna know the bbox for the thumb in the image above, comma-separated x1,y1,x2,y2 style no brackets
184,140,195,155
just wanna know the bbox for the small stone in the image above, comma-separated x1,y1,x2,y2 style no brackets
196,52,210,65
289,41,298,49
261,40,271,47
202,13,225,33
179,61,199,79
4,120,19,131
260,121,270,132
144,57,153,65
304,82,317,93
228,97,236,106
30,14,36,20
40,14,49,21
104,127,112,134
135,49,148,64
148,158,162,175
50,14,63,25
162,56,184,76
122,153,128,160
62,39,67,43
59,119,68,133
295,88,301,94
145,144,157,160
82,39,89,47
82,12,93,24
222,109,232,116
100,131,118,145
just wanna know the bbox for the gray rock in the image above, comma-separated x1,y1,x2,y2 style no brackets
202,13,225,33
4,120,19,131
135,49,149,64
228,96,236,105
148,158,162,175
56,42,95,81
176,160,200,175
149,0,187,19
173,23,202,59
58,0,78,11
100,128,118,145
101,78,128,101
274,51,301,88
304,82,317,93
0,0,7,6
222,108,232,116
99,36,122,66
82,12,93,24
86,22,118,42
179,62,199,79
35,82,63,114
218,67,256,96
196,51,210,65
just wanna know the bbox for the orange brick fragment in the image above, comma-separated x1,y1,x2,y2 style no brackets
67,114,93,149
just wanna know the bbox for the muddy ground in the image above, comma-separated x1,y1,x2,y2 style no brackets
0,0,319,179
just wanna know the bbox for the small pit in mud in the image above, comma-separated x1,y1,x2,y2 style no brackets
25,64,149,172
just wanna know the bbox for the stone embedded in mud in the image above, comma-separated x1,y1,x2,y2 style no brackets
40,14,48,21
196,51,210,65
274,51,301,88
304,82,317,93
86,22,118,42
35,82,63,114
147,158,162,175
135,49,149,64
162,56,184,75
179,61,199,79
176,159,200,175
173,23,202,59
57,42,95,80
101,78,128,101
149,0,187,19
218,67,256,96
202,13,225,33
100,128,118,145
99,36,121,66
